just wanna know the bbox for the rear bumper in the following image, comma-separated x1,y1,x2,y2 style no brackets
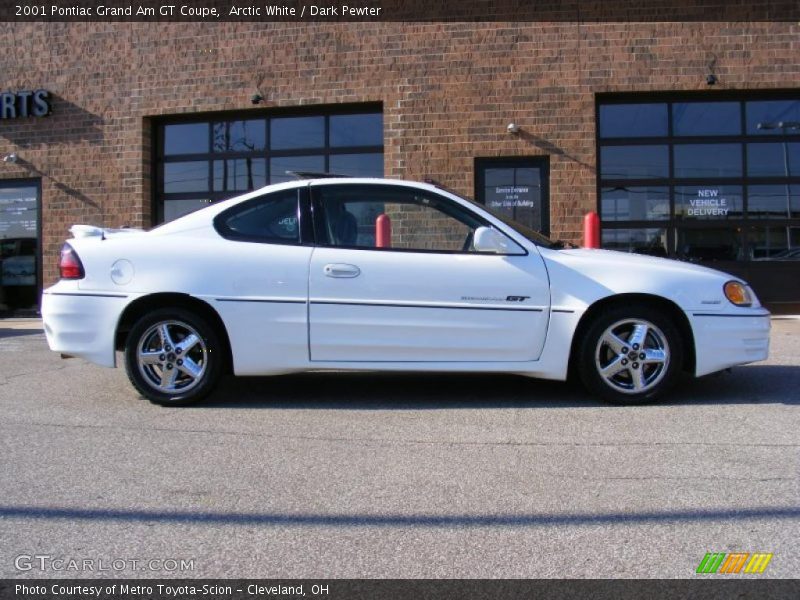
41,289,130,368
690,310,771,377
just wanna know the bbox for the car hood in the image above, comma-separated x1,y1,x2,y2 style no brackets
553,248,730,277
539,247,757,311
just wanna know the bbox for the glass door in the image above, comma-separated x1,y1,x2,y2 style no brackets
0,180,40,314
475,157,550,235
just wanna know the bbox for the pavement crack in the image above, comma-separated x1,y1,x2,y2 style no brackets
0,364,71,386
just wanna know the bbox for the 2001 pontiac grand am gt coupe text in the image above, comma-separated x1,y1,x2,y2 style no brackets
41,177,770,406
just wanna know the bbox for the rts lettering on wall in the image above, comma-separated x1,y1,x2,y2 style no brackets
0,90,50,119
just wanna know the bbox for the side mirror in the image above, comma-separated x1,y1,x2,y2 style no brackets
473,226,524,255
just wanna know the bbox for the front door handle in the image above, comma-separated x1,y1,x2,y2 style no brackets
323,263,361,278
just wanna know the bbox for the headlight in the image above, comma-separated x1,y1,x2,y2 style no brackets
723,281,753,307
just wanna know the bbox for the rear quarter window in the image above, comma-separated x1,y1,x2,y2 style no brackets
213,189,301,244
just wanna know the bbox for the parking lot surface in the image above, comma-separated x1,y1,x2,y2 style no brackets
0,318,798,578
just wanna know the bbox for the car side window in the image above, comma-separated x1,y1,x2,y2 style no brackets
214,189,301,244
312,184,488,253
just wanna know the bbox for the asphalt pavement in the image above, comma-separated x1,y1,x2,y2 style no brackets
0,318,797,578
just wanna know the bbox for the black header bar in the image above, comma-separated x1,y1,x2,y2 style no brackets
3,0,799,22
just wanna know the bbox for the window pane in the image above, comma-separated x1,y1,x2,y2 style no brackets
0,185,38,301
213,158,266,193
600,145,669,179
748,184,800,219
164,123,208,155
747,142,800,177
749,226,800,260
383,202,473,252
163,198,212,222
599,104,668,138
482,167,540,193
217,190,299,243
270,156,325,184
746,100,800,135
600,186,669,221
212,120,266,152
270,116,325,150
327,199,383,248
672,102,741,136
1,252,35,287
329,153,384,177
315,185,487,252
0,186,37,238
601,228,667,257
19,239,36,255
675,185,743,220
0,240,16,259
676,228,743,261
484,167,513,188
482,166,545,232
163,161,208,193
673,144,742,178
330,113,383,147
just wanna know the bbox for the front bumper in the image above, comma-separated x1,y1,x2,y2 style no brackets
41,287,130,368
690,310,771,377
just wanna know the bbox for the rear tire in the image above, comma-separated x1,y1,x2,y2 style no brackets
124,308,222,406
578,304,683,405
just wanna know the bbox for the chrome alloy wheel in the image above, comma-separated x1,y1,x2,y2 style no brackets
136,320,207,394
594,318,670,395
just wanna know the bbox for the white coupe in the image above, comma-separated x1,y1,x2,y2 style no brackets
42,177,770,405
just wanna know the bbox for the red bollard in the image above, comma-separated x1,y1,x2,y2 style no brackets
376,214,392,248
583,211,600,249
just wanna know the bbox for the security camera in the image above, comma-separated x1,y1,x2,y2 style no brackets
251,93,264,105
3,153,17,163
507,123,520,134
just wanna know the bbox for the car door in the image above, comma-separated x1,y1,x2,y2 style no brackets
308,182,550,363
208,186,313,374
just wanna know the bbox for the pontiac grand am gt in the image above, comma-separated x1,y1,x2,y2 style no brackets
41,177,769,405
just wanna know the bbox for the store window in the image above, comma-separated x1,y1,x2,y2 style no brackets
673,144,742,178
672,102,741,136
600,145,669,179
599,103,668,138
598,95,800,268
155,107,383,223
602,228,668,257
601,186,669,222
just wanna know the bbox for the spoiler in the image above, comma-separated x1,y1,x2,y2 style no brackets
69,224,145,239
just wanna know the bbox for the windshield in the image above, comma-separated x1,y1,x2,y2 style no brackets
437,185,562,249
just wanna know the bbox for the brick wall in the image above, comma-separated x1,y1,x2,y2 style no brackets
0,19,797,286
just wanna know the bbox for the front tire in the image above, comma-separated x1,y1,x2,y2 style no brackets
578,304,683,405
124,308,222,406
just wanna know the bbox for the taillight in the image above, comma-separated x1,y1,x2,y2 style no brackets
59,243,85,279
